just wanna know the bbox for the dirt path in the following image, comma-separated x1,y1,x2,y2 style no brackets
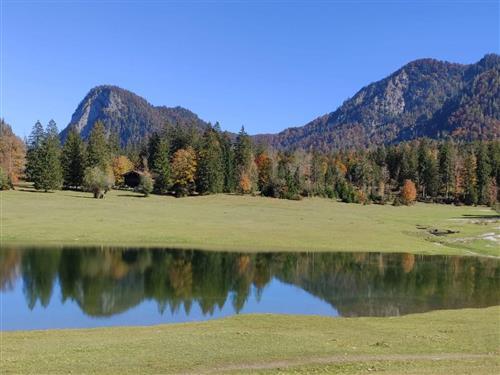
184,353,496,374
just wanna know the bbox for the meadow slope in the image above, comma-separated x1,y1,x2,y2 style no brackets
1,188,499,255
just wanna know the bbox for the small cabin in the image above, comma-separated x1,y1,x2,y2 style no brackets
122,170,145,188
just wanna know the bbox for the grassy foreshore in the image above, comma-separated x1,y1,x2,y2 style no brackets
1,187,499,255
2,307,499,374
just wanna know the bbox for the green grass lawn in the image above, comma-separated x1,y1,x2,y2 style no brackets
1,187,499,255
1,307,499,374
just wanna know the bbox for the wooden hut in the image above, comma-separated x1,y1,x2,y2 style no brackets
122,170,144,188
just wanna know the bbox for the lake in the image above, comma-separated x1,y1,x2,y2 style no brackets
1,247,499,330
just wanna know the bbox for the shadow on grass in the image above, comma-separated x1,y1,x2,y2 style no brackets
17,189,54,194
117,194,146,198
459,214,500,219
67,195,95,199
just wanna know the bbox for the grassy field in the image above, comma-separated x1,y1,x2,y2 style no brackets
1,307,499,374
1,187,499,255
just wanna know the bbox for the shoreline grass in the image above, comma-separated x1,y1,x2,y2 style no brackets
1,188,499,256
1,307,499,374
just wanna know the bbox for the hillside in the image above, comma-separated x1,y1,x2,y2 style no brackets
256,54,500,150
60,55,499,150
60,85,209,146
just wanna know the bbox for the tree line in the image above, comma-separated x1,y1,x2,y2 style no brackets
9,119,500,207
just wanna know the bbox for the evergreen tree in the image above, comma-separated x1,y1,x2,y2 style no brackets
25,120,45,183
86,121,110,169
463,150,478,205
61,128,85,189
417,139,439,198
475,142,491,205
148,133,171,193
234,126,252,176
35,120,63,191
219,132,236,193
197,126,224,194
438,139,456,199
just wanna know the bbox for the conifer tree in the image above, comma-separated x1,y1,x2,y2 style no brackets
35,120,63,191
463,150,478,205
219,132,236,193
476,142,491,205
148,133,171,193
61,128,85,189
25,120,45,183
438,139,456,199
86,121,110,169
197,126,224,194
234,126,252,176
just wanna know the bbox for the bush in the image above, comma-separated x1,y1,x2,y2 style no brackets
83,167,115,199
0,167,11,190
138,174,153,197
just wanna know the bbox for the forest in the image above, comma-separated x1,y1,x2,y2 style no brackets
1,118,499,207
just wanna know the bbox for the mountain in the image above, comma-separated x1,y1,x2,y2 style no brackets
62,54,499,150
256,53,500,150
60,85,209,146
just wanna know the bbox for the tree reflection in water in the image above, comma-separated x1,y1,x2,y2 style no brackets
1,247,499,317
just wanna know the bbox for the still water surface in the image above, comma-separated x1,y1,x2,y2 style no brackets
1,247,499,330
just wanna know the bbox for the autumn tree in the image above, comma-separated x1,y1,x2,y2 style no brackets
171,147,197,197
400,179,417,205
112,155,134,186
254,151,273,192
61,128,85,189
0,120,25,184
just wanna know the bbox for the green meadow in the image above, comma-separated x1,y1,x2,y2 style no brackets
2,307,499,374
1,187,499,256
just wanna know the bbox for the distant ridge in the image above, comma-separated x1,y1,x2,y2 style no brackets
255,53,500,150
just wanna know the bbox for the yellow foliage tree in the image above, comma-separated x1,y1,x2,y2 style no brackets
171,147,197,196
112,155,134,186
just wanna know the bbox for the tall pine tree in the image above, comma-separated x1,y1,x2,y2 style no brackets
147,132,171,194
86,121,111,169
197,126,224,194
35,120,63,191
61,128,85,189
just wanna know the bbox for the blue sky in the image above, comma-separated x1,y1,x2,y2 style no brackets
2,1,499,138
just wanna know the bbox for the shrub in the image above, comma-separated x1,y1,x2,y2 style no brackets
83,167,115,199
138,174,153,197
0,167,11,190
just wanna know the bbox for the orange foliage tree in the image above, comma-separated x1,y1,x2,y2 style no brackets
254,152,272,191
0,120,25,183
238,172,252,194
401,179,417,205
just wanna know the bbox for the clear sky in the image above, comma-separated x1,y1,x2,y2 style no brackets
2,0,499,138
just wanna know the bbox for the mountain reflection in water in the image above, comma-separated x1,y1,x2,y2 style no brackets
1,247,499,329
